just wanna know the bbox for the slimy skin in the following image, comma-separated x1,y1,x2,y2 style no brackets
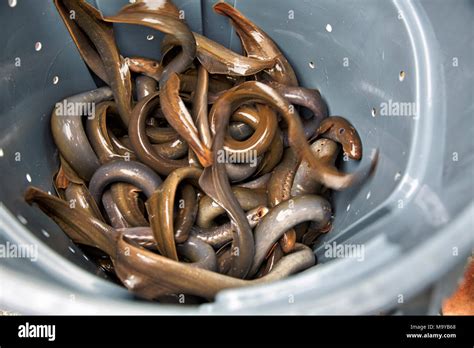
192,65,213,150
51,87,113,181
55,0,133,126
249,195,331,276
145,127,179,144
213,2,298,86
160,74,212,167
267,81,328,145
228,122,254,141
161,32,276,77
174,184,198,244
128,57,164,82
64,183,105,222
267,82,327,123
110,183,149,227
103,0,196,88
176,236,217,272
86,104,153,228
317,116,362,160
192,206,269,248
236,173,272,190
25,187,315,299
102,190,130,229
255,127,284,176
196,187,267,228
291,139,340,197
135,75,158,100
115,238,315,299
225,159,261,183
267,148,300,207
211,104,277,159
194,32,277,76
266,148,300,258
145,167,202,261
88,160,162,205
129,93,189,175
25,187,117,255
86,101,129,164
206,81,377,191
118,226,218,271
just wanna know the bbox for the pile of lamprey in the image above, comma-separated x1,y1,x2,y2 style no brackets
25,0,378,302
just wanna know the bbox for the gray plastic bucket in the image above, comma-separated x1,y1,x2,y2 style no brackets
0,0,472,314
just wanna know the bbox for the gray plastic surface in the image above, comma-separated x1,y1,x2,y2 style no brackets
0,0,472,314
